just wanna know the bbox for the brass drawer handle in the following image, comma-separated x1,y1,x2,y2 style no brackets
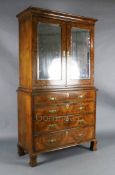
79,106,85,110
48,124,57,129
49,138,56,144
78,94,85,99
49,109,57,113
78,133,84,137
49,97,56,101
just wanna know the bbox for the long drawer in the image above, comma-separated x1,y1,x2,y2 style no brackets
34,126,94,152
33,113,95,132
34,90,95,106
34,101,95,116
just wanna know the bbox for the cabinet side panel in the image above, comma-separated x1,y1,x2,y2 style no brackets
18,92,33,152
19,18,32,88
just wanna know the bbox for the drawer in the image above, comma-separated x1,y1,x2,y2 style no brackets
34,127,94,152
33,113,95,132
34,101,95,116
34,92,66,106
66,91,95,100
34,90,95,106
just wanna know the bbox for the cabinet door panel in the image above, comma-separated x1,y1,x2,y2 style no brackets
33,18,66,87
38,23,61,80
70,28,90,79
67,23,94,86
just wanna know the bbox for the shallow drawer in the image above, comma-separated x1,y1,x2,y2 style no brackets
34,101,95,116
34,90,95,106
66,91,95,100
34,92,66,106
34,127,94,152
33,113,95,132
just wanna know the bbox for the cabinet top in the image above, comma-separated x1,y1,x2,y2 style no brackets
16,6,97,24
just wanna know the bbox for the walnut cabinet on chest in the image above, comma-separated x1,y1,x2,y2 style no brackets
17,7,97,167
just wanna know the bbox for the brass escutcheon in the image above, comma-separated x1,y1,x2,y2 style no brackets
78,94,85,99
64,117,70,123
49,138,56,144
49,109,57,113
66,104,70,109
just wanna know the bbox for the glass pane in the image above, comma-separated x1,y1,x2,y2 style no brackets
37,23,61,80
70,28,90,79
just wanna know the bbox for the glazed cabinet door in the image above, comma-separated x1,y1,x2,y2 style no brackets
32,17,66,88
66,23,94,86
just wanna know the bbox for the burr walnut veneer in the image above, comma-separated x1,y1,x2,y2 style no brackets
17,7,97,167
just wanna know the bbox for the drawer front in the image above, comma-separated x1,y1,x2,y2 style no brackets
33,113,95,132
34,101,95,116
66,91,95,100
34,127,94,152
34,90,95,106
